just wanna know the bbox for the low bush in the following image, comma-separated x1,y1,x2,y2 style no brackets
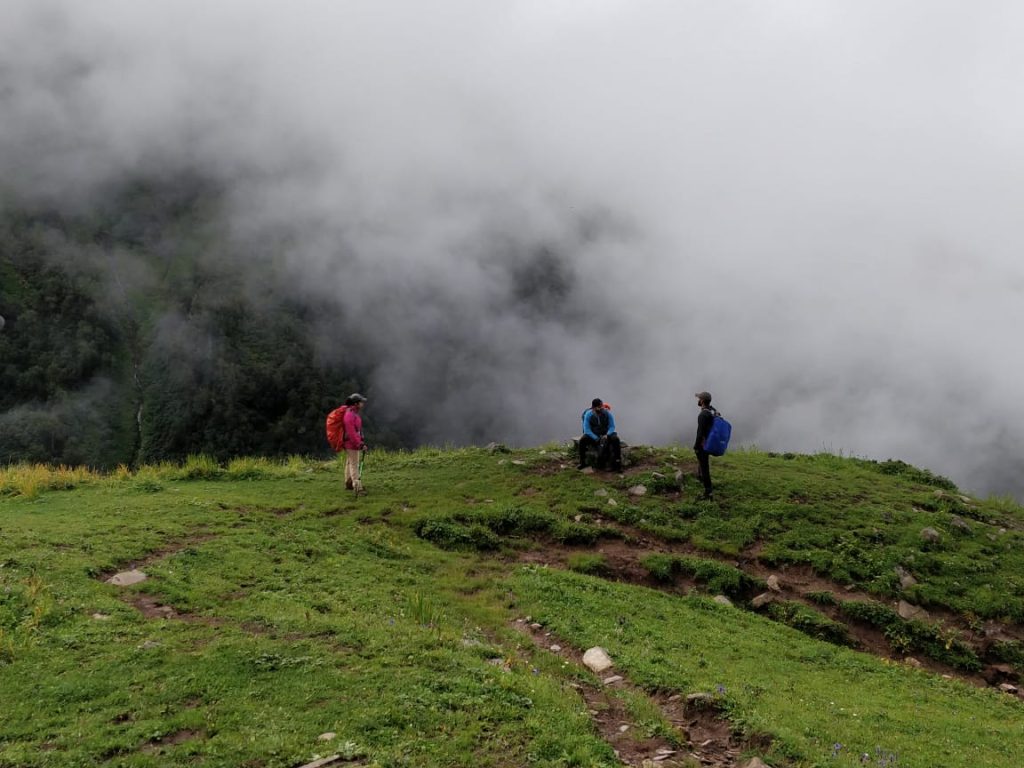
639,554,760,597
839,600,981,671
413,519,500,552
567,554,610,577
766,601,853,646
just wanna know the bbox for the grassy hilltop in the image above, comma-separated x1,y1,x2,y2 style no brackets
1,446,1023,768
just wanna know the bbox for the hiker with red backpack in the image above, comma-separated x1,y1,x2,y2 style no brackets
325,394,368,493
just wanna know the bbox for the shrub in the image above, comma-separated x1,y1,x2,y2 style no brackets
553,522,603,546
567,554,610,577
639,555,759,597
414,519,500,552
226,457,272,480
806,591,838,606
873,460,957,490
986,639,1024,669
839,600,981,671
766,601,853,646
176,454,223,481
642,554,679,583
473,505,555,536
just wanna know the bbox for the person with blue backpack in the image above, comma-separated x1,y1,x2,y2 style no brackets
694,391,730,501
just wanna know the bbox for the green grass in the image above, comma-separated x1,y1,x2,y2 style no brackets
513,567,1021,768
2,446,1023,767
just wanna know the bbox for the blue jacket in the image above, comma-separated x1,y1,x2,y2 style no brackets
582,408,616,441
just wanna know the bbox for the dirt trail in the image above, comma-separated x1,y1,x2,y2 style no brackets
515,620,765,768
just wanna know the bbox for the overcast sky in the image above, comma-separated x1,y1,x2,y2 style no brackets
3,1,1023,497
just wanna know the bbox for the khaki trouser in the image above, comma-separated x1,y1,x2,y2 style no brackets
344,449,362,491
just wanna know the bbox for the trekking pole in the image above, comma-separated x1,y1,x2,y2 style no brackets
356,448,366,495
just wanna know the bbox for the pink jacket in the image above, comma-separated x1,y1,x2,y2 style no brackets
342,408,364,450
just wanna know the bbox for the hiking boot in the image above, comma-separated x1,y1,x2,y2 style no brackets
345,479,354,490
700,492,714,502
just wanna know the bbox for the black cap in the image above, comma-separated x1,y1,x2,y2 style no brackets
592,398,604,409
346,393,367,405
695,391,712,404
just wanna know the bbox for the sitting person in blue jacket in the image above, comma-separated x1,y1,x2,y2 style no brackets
578,398,622,471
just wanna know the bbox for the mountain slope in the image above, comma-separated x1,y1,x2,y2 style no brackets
1,446,1022,767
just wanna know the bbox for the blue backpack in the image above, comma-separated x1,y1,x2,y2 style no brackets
704,413,732,456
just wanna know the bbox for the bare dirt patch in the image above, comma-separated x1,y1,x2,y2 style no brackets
141,729,206,753
96,530,217,582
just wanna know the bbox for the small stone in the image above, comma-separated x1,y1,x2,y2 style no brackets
602,675,624,685
950,516,972,534
743,759,770,768
574,514,583,522
904,657,923,668
685,692,716,706
139,640,161,650
511,460,526,466
920,527,941,544
999,683,1019,694
618,724,629,733
627,484,647,496
582,647,614,673
594,489,608,497
766,575,782,592
897,600,929,621
895,566,918,590
607,499,618,507
107,570,147,586
550,645,561,652
751,592,774,609
530,622,543,630
713,595,733,607
651,472,666,479
580,467,595,475
317,732,337,741
959,495,972,504
92,613,111,621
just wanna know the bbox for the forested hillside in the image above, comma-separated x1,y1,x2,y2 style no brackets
0,178,395,468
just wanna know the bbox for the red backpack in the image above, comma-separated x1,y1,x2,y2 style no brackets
325,405,349,452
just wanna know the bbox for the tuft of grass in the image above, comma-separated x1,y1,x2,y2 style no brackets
567,554,610,577
175,454,224,481
640,554,761,597
839,601,981,671
765,601,853,646
0,464,97,498
871,459,957,490
414,518,501,551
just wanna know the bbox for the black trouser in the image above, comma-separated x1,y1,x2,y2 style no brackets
695,448,712,496
580,434,621,470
